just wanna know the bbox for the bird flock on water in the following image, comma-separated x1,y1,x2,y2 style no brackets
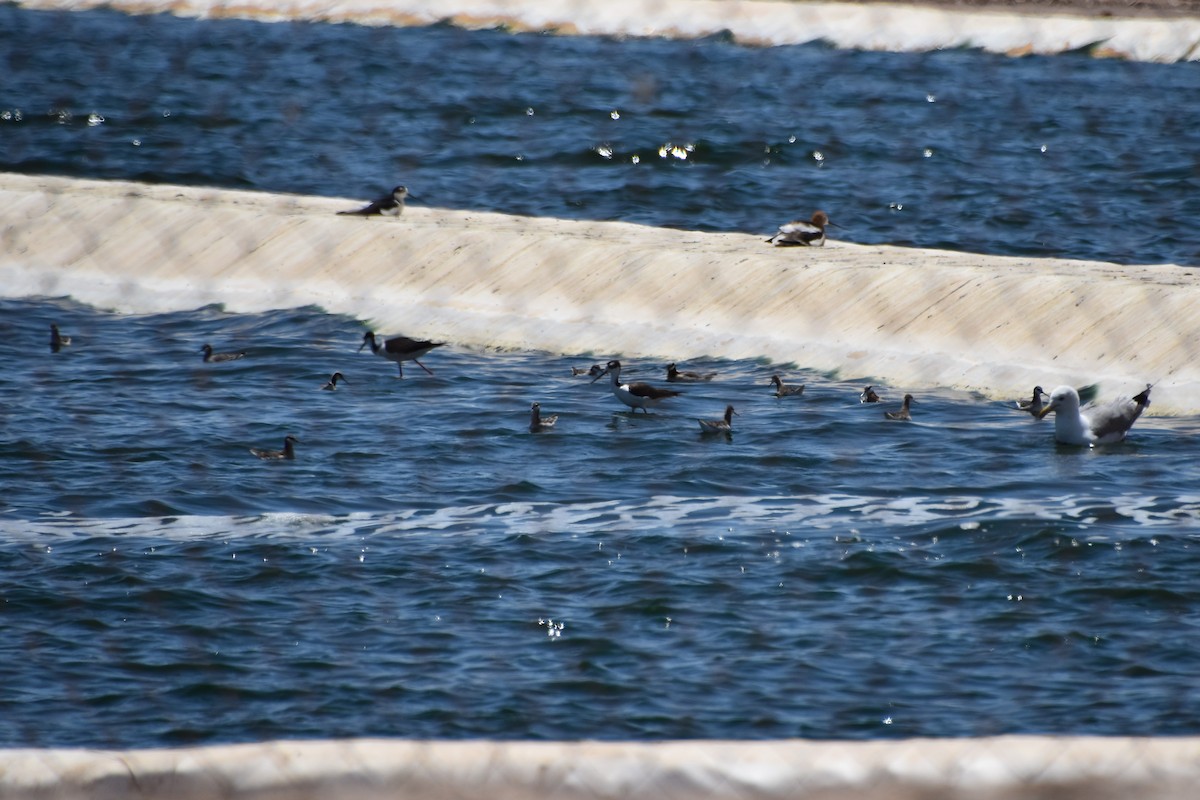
40,188,1156,455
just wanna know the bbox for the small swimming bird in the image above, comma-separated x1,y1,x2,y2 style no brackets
698,404,737,434
250,434,299,460
321,372,347,391
769,374,805,397
337,185,411,217
884,394,914,420
1016,385,1048,416
592,360,682,413
50,324,71,353
572,364,603,377
667,363,716,383
529,402,558,432
201,343,246,363
1036,384,1151,445
766,210,837,247
359,331,443,377
860,386,880,403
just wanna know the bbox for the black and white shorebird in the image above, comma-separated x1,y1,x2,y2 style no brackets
1015,385,1048,416
201,343,246,363
698,404,737,434
359,331,443,377
321,372,347,391
50,324,71,353
592,360,682,413
1036,384,1151,445
766,210,838,247
337,186,411,217
529,402,558,432
860,386,881,403
667,363,716,383
250,434,299,460
884,394,914,420
769,374,805,397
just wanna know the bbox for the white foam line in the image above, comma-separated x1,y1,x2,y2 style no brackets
12,0,1200,61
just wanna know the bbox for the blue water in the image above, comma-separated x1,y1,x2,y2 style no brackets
1,5,1199,266
3,296,1200,749
3,5,1200,750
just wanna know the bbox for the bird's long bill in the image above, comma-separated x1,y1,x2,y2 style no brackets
1036,404,1055,420
590,368,610,384
357,340,368,352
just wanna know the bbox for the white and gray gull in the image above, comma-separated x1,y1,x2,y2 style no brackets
1036,384,1151,445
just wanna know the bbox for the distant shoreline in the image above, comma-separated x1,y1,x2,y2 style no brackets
822,0,1200,20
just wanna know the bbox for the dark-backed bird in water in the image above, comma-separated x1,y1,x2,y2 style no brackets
667,363,716,383
770,374,805,397
1016,385,1048,416
572,364,603,377
860,386,880,403
529,402,558,432
766,210,838,247
592,360,682,413
1037,384,1151,445
201,343,245,363
359,331,443,377
250,434,299,460
337,185,411,217
321,372,347,391
884,394,914,420
50,324,71,353
698,404,737,434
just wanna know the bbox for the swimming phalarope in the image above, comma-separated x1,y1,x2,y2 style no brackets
592,360,682,413
1036,384,1151,445
572,364,603,378
337,185,412,217
769,374,805,397
201,343,246,363
250,434,299,460
50,324,71,353
359,331,443,377
860,386,881,403
697,404,737,433
321,372,347,391
529,402,559,432
766,210,838,247
1015,385,1048,416
884,394,914,420
666,363,716,383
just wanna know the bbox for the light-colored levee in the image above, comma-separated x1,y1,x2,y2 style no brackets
3,172,1197,412
11,0,1200,62
0,736,1199,799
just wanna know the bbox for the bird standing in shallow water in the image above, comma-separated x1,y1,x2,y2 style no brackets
593,360,682,413
359,331,443,377
769,375,805,397
50,324,71,353
201,344,245,363
766,210,838,247
1016,385,1048,416
860,386,880,403
884,394,914,420
529,402,558,432
667,363,716,383
250,434,299,460
321,372,347,391
698,405,737,434
1037,384,1151,445
337,186,411,217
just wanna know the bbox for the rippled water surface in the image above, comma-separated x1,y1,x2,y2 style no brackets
3,298,1200,748
1,5,1198,265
